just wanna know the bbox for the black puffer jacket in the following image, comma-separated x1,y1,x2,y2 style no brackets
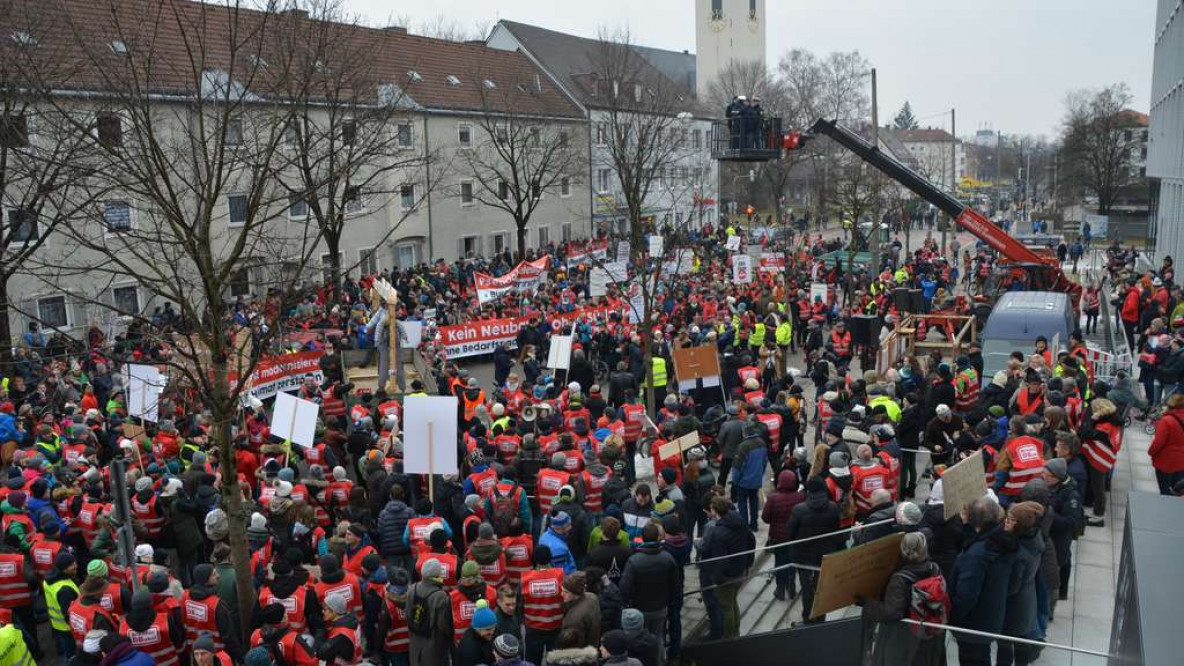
619,543,680,613
787,482,842,565
376,498,414,557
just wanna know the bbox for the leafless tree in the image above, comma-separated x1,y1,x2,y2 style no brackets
1061,83,1144,215
460,69,585,258
24,0,348,639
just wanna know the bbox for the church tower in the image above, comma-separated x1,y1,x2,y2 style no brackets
695,0,767,99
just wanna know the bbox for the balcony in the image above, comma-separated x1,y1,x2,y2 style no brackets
710,117,782,162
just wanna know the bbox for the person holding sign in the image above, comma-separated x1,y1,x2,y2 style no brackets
860,532,948,666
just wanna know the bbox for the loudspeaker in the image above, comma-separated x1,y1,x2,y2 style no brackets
909,289,924,314
850,315,882,347
893,288,911,312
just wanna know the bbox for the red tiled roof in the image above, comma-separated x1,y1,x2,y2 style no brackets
1117,109,1149,126
4,0,581,117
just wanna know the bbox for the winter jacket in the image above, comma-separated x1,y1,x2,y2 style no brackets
588,539,632,586
620,498,652,541
761,470,804,543
1149,407,1184,473
624,626,660,666
919,503,965,581
853,502,898,546
716,419,746,460
456,628,494,666
786,486,842,565
697,509,752,581
539,528,576,574
1048,478,1083,565
863,560,947,666
543,646,600,666
949,526,1018,642
731,435,768,490
0,413,22,444
897,405,924,451
619,543,680,613
1002,527,1044,637
406,578,452,666
99,641,155,666
376,499,414,557
561,592,601,647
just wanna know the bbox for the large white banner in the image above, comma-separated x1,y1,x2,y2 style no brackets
473,256,550,304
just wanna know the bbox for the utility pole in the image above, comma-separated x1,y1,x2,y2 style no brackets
871,69,879,148
943,108,955,254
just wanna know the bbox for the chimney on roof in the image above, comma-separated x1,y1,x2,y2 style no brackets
683,50,689,54
383,26,408,35
284,8,309,20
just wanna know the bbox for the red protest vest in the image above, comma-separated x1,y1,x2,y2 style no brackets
536,468,570,514
520,568,564,631
851,462,891,514
312,573,364,620
756,412,783,453
622,404,646,442
467,468,499,497
466,550,507,590
327,623,362,665
0,554,30,607
1016,390,1044,416
579,469,611,514
955,369,980,412
343,545,378,578
1002,436,1046,495
1083,422,1123,473
258,583,309,634
249,628,314,666
182,592,224,650
415,551,459,590
29,535,63,579
500,535,534,584
407,517,446,551
68,601,115,648
132,494,164,539
450,586,496,643
120,613,179,666
831,330,852,357
383,597,410,654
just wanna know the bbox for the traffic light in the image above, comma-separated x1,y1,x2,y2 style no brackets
783,130,811,151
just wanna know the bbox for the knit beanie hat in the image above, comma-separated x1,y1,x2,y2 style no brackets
562,571,587,596
1007,501,1045,533
493,634,520,657
621,608,644,631
460,560,480,581
471,600,497,630
86,560,108,578
244,647,274,666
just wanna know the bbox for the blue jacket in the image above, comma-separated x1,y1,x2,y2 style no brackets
730,438,768,490
539,528,575,574
950,526,1018,643
0,413,21,444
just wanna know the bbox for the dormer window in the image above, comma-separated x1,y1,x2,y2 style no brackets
314,60,329,74
711,0,723,20
109,40,129,55
11,31,37,47
446,75,462,87
247,54,269,69
407,70,423,82
483,79,496,89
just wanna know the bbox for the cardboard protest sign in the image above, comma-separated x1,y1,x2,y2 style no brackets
398,321,424,348
810,282,829,303
672,345,722,382
811,533,905,619
403,396,460,475
658,430,702,461
726,235,741,252
547,335,574,371
616,240,631,261
648,235,664,257
942,450,988,519
121,423,145,440
271,392,320,448
125,364,165,423
733,255,753,284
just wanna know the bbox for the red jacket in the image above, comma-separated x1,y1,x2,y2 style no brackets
760,470,805,543
1121,288,1141,324
1149,408,1184,473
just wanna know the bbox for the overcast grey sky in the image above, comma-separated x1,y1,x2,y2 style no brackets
350,0,1155,139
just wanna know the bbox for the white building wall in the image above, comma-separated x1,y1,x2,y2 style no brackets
903,140,966,192
695,0,767,98
1149,0,1184,262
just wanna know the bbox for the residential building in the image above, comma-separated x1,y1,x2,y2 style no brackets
489,20,719,233
893,128,966,193
1149,0,1183,259
695,0,766,99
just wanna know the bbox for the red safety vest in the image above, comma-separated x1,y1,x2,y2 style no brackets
120,613,180,666
756,412,783,453
622,404,646,442
77,501,106,541
745,390,766,407
563,408,591,432
831,330,852,357
500,534,534,584
249,628,314,666
467,468,499,497
132,494,164,539
493,434,521,464
312,574,364,621
851,462,891,514
955,369,980,412
1083,422,1123,473
29,535,63,579
99,581,124,615
450,586,496,643
258,584,309,634
520,568,564,631
414,552,458,589
536,468,570,515
303,443,330,467
182,592,224,650
343,545,378,578
1002,436,1046,496
328,480,353,506
407,517,446,551
326,623,362,665
1,513,34,541
68,601,115,648
737,366,760,384
876,451,901,499
383,597,410,654
982,445,999,485
467,550,507,590
0,554,30,607
1016,390,1044,416
579,469,611,514
322,391,346,419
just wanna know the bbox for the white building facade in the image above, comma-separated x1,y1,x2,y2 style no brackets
1149,0,1184,261
695,0,767,99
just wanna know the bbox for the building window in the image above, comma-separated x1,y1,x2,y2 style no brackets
96,113,123,149
597,169,611,193
396,243,419,269
396,123,413,148
496,126,509,147
680,166,689,183
711,0,723,20
358,247,378,277
460,235,480,257
612,80,619,98
37,296,68,329
460,181,474,205
595,123,607,146
498,180,509,201
750,0,757,18
400,184,415,210
288,192,307,219
537,226,550,248
225,118,243,147
284,122,300,148
0,115,29,149
343,185,364,213
692,129,702,149
560,177,571,197
112,285,139,315
634,84,642,103
103,201,132,232
320,253,342,284
458,124,472,148
561,223,572,243
492,232,508,254
228,194,248,226
341,119,356,146
530,127,540,146
229,267,251,297
559,131,569,149
591,77,599,98
531,178,542,200
7,208,38,244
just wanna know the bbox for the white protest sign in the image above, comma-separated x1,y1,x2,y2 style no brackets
627,282,644,324
733,255,753,284
126,364,165,422
648,235,664,257
616,240,631,261
403,395,460,475
547,335,574,371
398,321,424,348
271,391,320,448
726,235,742,252
810,282,829,303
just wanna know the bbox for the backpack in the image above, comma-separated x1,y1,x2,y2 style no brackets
902,569,950,639
490,484,519,537
407,585,443,636
721,524,757,578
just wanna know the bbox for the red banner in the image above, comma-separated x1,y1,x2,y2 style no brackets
759,252,787,273
437,306,621,359
473,256,550,304
227,351,324,401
